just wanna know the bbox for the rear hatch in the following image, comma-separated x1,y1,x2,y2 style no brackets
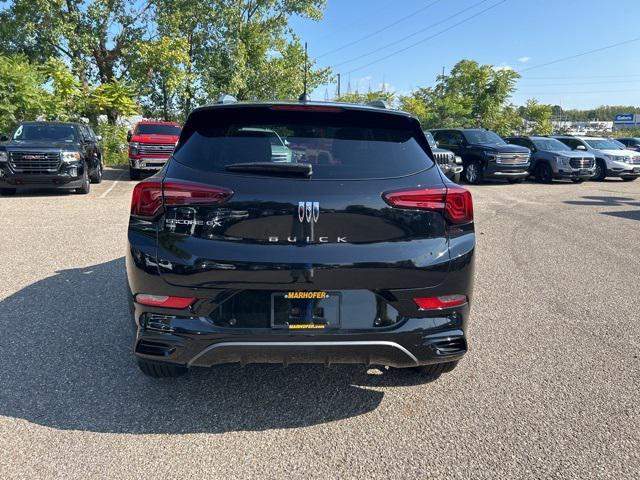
148,105,458,291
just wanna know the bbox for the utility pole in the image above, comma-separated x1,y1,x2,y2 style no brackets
336,73,341,98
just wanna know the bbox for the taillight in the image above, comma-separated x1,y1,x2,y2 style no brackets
130,181,162,217
414,295,467,310
135,294,195,309
130,180,233,217
383,185,473,224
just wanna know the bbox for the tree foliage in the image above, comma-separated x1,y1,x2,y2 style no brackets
399,60,522,135
0,0,330,126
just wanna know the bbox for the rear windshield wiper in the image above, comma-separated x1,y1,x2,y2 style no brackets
224,162,312,176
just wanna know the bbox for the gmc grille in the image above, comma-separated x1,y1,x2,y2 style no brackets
495,153,529,165
569,157,594,168
433,151,454,166
137,143,175,155
9,151,61,173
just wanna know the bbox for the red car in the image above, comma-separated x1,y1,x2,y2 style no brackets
127,121,181,180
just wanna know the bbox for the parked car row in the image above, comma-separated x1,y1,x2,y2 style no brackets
425,128,640,185
2,116,639,195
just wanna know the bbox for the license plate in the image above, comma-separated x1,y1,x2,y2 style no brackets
580,169,590,175
271,292,341,329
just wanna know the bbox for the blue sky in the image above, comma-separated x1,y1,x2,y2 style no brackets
290,0,640,109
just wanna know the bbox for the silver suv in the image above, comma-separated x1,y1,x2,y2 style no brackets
553,136,640,182
506,136,595,183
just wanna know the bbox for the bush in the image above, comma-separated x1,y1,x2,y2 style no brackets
96,123,129,166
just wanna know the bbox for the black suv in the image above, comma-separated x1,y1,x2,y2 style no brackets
431,128,530,184
0,121,103,195
127,101,475,380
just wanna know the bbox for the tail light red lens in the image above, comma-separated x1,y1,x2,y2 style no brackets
383,185,473,224
414,295,467,311
135,294,196,309
130,180,233,217
130,181,162,217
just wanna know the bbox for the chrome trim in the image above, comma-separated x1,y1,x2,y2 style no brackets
187,340,420,367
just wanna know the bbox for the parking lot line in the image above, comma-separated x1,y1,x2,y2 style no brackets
99,169,126,198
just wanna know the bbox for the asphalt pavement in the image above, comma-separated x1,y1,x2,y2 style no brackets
0,169,638,479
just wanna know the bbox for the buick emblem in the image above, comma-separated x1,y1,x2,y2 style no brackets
298,201,319,223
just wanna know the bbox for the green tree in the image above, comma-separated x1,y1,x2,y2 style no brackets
0,54,51,133
519,99,553,135
336,90,395,105
0,0,153,122
399,60,521,134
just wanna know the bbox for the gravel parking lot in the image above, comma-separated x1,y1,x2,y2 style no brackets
0,169,638,479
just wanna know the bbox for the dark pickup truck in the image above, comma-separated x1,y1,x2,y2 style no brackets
0,121,103,195
431,128,530,184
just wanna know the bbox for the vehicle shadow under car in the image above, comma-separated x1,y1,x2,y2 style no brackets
0,257,435,435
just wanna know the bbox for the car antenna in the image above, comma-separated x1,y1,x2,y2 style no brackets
299,42,310,102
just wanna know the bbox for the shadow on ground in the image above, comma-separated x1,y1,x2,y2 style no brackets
0,258,432,434
563,195,640,221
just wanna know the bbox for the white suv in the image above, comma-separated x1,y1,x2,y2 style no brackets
553,136,639,182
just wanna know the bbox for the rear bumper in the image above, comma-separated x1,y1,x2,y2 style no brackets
134,321,468,368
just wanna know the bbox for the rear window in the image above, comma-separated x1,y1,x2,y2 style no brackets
135,124,181,135
173,107,433,179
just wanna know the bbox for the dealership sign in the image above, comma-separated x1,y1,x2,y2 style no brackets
614,114,636,124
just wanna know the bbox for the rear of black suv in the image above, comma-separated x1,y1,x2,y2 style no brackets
126,102,475,379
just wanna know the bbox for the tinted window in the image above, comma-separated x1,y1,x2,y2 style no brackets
135,124,181,135
463,130,505,145
174,107,433,180
12,124,77,142
556,138,581,149
506,137,527,148
531,138,571,152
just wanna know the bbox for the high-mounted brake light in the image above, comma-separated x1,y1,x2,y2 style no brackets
130,180,233,217
270,105,344,112
414,295,467,311
383,185,473,224
135,294,196,309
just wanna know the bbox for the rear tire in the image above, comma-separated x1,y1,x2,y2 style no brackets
413,361,459,380
464,161,483,185
622,177,637,182
0,188,16,196
129,168,141,181
137,358,188,378
592,159,606,181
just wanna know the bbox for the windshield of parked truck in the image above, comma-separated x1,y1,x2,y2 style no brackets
585,139,623,150
135,124,181,135
463,130,506,145
532,138,572,152
12,124,77,142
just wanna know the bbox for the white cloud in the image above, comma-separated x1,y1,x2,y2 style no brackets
517,56,531,63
